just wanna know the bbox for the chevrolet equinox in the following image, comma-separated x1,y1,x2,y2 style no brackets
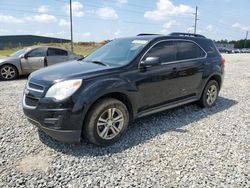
22,33,225,146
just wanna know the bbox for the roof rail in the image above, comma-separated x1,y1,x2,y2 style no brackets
169,32,206,38
137,33,161,36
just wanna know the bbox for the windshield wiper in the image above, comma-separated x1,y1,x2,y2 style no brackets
88,60,109,66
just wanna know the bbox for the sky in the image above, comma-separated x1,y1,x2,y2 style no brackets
0,0,249,42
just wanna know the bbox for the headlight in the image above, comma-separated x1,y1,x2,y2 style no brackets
45,79,82,100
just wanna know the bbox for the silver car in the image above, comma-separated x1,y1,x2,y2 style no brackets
0,46,81,80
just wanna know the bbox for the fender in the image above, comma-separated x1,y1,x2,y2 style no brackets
73,77,139,121
198,72,222,99
0,62,20,76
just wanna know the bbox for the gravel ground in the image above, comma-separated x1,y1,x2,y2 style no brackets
0,54,249,187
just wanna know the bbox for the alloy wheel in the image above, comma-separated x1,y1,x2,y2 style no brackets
1,66,16,80
96,108,124,140
206,84,218,105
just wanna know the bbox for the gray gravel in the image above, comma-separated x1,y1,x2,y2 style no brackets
0,54,249,187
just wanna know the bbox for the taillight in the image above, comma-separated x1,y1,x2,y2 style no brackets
221,57,225,65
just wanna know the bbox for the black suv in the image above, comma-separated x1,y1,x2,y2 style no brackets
22,33,225,146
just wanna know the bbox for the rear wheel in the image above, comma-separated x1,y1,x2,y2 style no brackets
199,80,219,108
83,98,129,146
0,65,18,80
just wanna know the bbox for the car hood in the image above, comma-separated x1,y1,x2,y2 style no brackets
0,56,19,63
30,60,115,85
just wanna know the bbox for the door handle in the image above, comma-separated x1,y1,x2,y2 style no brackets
172,67,178,72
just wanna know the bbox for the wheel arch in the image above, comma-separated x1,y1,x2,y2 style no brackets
208,74,222,89
84,92,134,124
199,73,222,99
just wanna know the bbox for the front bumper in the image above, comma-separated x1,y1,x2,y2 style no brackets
22,94,83,143
27,118,81,143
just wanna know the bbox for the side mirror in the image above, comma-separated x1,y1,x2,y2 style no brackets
141,57,161,67
20,54,27,59
78,55,85,60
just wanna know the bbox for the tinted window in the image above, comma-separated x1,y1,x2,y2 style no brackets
143,41,176,63
205,41,220,57
176,41,205,61
48,48,68,56
27,48,47,57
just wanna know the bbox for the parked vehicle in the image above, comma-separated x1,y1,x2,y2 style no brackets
232,48,241,53
218,47,232,54
23,33,225,146
241,48,250,53
0,46,80,80
246,49,250,53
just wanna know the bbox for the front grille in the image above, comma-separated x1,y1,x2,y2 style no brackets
25,96,39,107
27,82,44,93
28,82,44,91
23,81,45,108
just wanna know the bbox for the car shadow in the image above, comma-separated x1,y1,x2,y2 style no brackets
0,75,29,81
38,96,237,156
18,75,29,80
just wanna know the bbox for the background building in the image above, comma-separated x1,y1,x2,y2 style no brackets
0,35,70,50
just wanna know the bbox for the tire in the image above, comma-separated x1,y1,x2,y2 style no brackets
83,98,129,146
199,80,219,108
0,64,18,80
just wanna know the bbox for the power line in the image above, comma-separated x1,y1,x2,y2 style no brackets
94,0,154,10
0,2,245,40
201,16,236,30
53,0,68,3
198,22,243,39
201,20,245,36
0,8,164,26
0,8,68,18
0,3,192,19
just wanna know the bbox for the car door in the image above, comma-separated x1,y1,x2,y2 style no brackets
136,40,181,110
20,47,47,73
175,40,206,97
47,48,69,66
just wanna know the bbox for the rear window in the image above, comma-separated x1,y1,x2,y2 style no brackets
205,41,220,57
176,41,206,61
48,48,68,56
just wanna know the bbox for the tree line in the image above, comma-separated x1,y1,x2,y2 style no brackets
216,39,250,49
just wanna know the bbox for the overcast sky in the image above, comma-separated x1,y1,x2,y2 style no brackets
0,0,249,41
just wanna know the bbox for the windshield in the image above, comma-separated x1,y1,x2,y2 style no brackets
83,38,149,66
10,49,26,57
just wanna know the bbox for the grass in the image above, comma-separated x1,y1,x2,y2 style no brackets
0,43,101,56
0,48,19,56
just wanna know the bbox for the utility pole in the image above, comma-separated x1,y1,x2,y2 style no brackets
70,0,73,52
194,6,198,34
244,31,248,48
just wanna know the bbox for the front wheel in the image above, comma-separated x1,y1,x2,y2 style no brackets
0,65,18,80
199,80,219,108
83,98,129,146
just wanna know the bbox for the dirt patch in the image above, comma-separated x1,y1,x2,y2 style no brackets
17,152,52,173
